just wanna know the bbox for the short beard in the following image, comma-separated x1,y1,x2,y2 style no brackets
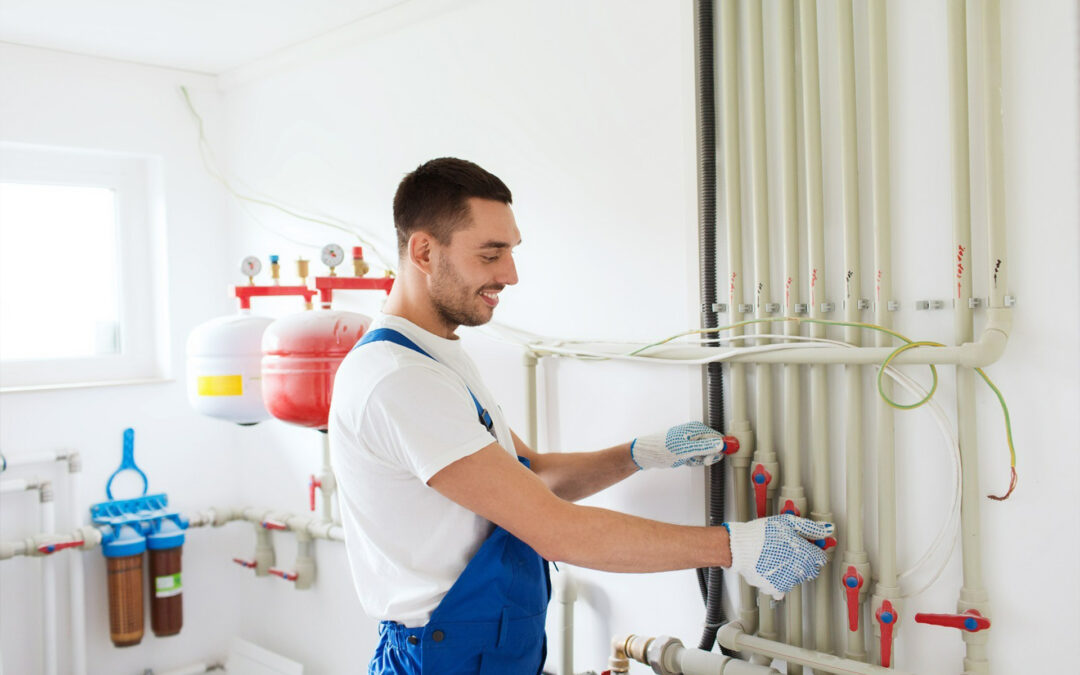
430,255,493,328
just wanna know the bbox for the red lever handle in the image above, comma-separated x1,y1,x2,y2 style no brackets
875,600,898,667
232,558,256,569
309,474,321,512
780,499,800,516
814,537,837,551
914,610,990,633
268,568,298,582
37,539,84,555
261,519,287,530
751,465,772,518
721,435,740,455
842,566,864,632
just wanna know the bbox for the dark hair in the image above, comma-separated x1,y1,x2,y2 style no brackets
393,158,513,256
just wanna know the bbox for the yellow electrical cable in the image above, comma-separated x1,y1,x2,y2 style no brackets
629,315,1017,500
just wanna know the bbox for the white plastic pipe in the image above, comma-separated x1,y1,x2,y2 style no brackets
717,623,914,675
551,566,577,675
836,0,869,661
319,434,336,523
41,495,57,675
719,0,757,636
67,457,87,675
770,0,805,667
739,0,778,652
866,0,901,666
523,351,539,450
796,0,834,656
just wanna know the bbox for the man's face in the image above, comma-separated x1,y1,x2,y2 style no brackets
429,198,521,328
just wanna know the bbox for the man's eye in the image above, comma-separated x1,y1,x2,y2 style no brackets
481,255,499,263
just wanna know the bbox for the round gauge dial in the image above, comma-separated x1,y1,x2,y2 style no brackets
241,256,262,277
321,243,345,268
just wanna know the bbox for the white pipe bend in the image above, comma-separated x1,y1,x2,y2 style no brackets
716,622,914,675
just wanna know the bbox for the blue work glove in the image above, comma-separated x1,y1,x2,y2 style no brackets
630,421,737,470
724,514,835,600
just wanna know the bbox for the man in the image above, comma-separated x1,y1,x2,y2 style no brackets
329,158,834,675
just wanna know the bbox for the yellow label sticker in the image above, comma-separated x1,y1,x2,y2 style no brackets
197,375,243,396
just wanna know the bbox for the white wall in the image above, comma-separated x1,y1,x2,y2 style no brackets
1,0,1077,673
0,43,247,674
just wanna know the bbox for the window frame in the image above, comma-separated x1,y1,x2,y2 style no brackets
0,143,170,391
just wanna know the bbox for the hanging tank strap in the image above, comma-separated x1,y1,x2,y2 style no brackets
355,328,495,436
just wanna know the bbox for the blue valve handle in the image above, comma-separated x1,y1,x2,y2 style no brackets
105,428,149,500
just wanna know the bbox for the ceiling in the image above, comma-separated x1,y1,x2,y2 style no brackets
0,0,411,74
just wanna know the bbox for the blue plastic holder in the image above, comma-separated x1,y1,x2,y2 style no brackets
106,428,149,501
92,428,188,558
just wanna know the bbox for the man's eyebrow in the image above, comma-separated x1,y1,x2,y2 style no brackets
477,239,522,249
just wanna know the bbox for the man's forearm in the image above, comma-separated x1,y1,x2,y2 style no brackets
528,443,639,502
542,501,731,572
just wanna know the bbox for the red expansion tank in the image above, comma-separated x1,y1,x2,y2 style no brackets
261,310,371,429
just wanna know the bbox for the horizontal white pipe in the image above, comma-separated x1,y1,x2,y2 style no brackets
0,450,72,470
154,663,222,675
1,478,34,493
717,623,913,675
186,506,345,542
0,526,103,561
531,312,1010,366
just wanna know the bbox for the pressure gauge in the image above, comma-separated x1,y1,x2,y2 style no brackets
321,244,345,268
241,256,262,278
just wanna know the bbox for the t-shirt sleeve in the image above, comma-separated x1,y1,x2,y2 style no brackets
359,364,497,483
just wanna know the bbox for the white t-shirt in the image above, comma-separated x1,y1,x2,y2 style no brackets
328,313,516,627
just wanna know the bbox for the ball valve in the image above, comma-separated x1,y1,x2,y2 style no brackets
751,464,773,518
780,499,800,516
875,600,899,668
914,609,990,633
842,565,864,632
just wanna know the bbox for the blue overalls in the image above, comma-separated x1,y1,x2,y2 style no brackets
353,328,551,675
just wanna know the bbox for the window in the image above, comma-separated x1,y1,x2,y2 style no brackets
0,143,168,390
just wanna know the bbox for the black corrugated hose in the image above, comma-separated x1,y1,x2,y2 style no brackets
693,0,732,655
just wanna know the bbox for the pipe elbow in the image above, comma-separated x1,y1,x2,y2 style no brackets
961,309,1011,367
716,621,745,652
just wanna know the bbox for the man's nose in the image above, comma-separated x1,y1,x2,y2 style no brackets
498,254,519,286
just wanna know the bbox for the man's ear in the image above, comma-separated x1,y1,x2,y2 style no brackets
408,232,435,276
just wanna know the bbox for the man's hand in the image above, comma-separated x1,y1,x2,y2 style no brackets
725,514,835,600
630,421,737,470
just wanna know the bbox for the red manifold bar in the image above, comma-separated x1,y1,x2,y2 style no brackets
315,276,394,305
233,285,317,310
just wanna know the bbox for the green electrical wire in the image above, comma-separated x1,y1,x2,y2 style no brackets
629,315,1017,500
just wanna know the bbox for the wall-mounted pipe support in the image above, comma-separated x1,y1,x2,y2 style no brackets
717,623,915,675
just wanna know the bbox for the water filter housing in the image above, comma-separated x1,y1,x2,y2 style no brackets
186,313,275,425
261,310,371,429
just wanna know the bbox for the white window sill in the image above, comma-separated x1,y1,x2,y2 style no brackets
0,377,174,394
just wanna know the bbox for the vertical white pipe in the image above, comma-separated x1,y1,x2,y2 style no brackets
795,0,834,657
739,0,778,650
68,458,87,675
956,1,996,671
866,1,900,666
320,435,335,523
836,0,869,662
524,352,539,451
771,0,806,669
720,0,758,636
41,492,57,675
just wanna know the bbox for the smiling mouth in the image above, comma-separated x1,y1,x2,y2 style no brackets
479,290,500,308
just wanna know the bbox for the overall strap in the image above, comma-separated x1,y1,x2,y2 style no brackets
356,328,495,436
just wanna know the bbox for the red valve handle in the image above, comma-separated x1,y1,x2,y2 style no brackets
914,610,990,633
309,474,322,512
721,435,740,455
268,568,298,582
37,539,84,555
780,499,801,516
261,519,287,530
814,536,837,551
875,600,898,668
232,558,256,569
842,566,864,632
751,465,772,518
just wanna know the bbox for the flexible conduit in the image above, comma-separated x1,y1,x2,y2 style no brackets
693,0,729,653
